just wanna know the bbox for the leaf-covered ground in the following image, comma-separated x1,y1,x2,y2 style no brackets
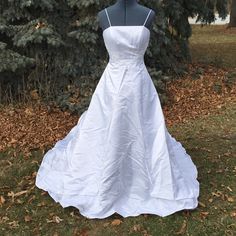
0,99,235,236
0,63,235,158
0,62,236,235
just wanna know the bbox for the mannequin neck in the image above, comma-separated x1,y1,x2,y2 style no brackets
115,0,138,8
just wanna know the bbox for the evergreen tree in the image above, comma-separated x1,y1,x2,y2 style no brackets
0,0,230,109
229,0,236,27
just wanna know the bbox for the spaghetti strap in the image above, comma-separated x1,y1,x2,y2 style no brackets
143,9,152,26
105,8,112,27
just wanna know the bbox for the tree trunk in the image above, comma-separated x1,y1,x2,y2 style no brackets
229,0,236,27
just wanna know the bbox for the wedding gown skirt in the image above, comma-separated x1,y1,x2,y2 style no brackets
35,25,200,219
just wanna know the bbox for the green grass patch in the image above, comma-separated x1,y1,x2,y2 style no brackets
190,25,236,68
0,103,236,235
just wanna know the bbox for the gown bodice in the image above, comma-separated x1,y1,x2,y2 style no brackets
103,26,150,66
102,8,152,67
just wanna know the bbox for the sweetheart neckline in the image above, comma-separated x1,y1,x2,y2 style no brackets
102,25,150,35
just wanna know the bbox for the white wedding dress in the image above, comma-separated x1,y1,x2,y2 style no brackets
35,8,200,219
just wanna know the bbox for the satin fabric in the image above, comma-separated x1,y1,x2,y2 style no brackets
35,25,200,219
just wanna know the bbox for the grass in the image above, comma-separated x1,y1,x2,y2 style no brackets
0,103,235,235
189,25,236,68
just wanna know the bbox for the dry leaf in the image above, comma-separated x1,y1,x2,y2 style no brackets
211,192,221,197
7,190,28,199
0,196,5,206
227,197,234,202
208,198,213,203
80,228,89,236
200,211,209,219
7,221,19,228
46,215,63,224
24,108,34,116
198,201,206,207
53,216,63,223
24,215,32,222
133,224,141,232
9,138,17,144
37,201,46,207
1,216,9,223
27,195,36,203
31,171,37,177
230,211,236,217
111,219,122,226
226,186,233,192
14,190,28,197
175,220,187,235
16,199,24,204
30,90,40,100
176,96,181,102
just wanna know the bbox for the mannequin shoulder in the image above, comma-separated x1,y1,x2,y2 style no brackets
97,7,112,17
149,8,156,22
97,8,105,18
144,6,156,17
141,6,156,24
97,8,106,25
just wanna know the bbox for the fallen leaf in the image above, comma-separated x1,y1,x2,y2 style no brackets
230,211,236,217
111,219,122,226
16,199,24,204
175,220,187,235
30,89,40,100
211,191,221,197
7,190,28,199
200,211,209,219
80,228,89,236
0,196,5,206
227,197,234,202
198,201,206,207
46,215,63,224
7,221,19,228
1,216,9,223
37,201,46,207
32,171,37,177
226,186,233,192
24,215,32,222
24,108,34,116
133,224,141,232
14,190,28,197
27,195,36,203
53,216,63,223
41,191,47,196
9,138,17,144
208,198,213,203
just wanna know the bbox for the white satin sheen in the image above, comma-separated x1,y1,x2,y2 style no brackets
35,25,200,219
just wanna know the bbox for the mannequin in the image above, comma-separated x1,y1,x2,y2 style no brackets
98,0,156,32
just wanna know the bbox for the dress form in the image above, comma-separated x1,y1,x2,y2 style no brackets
98,0,156,32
